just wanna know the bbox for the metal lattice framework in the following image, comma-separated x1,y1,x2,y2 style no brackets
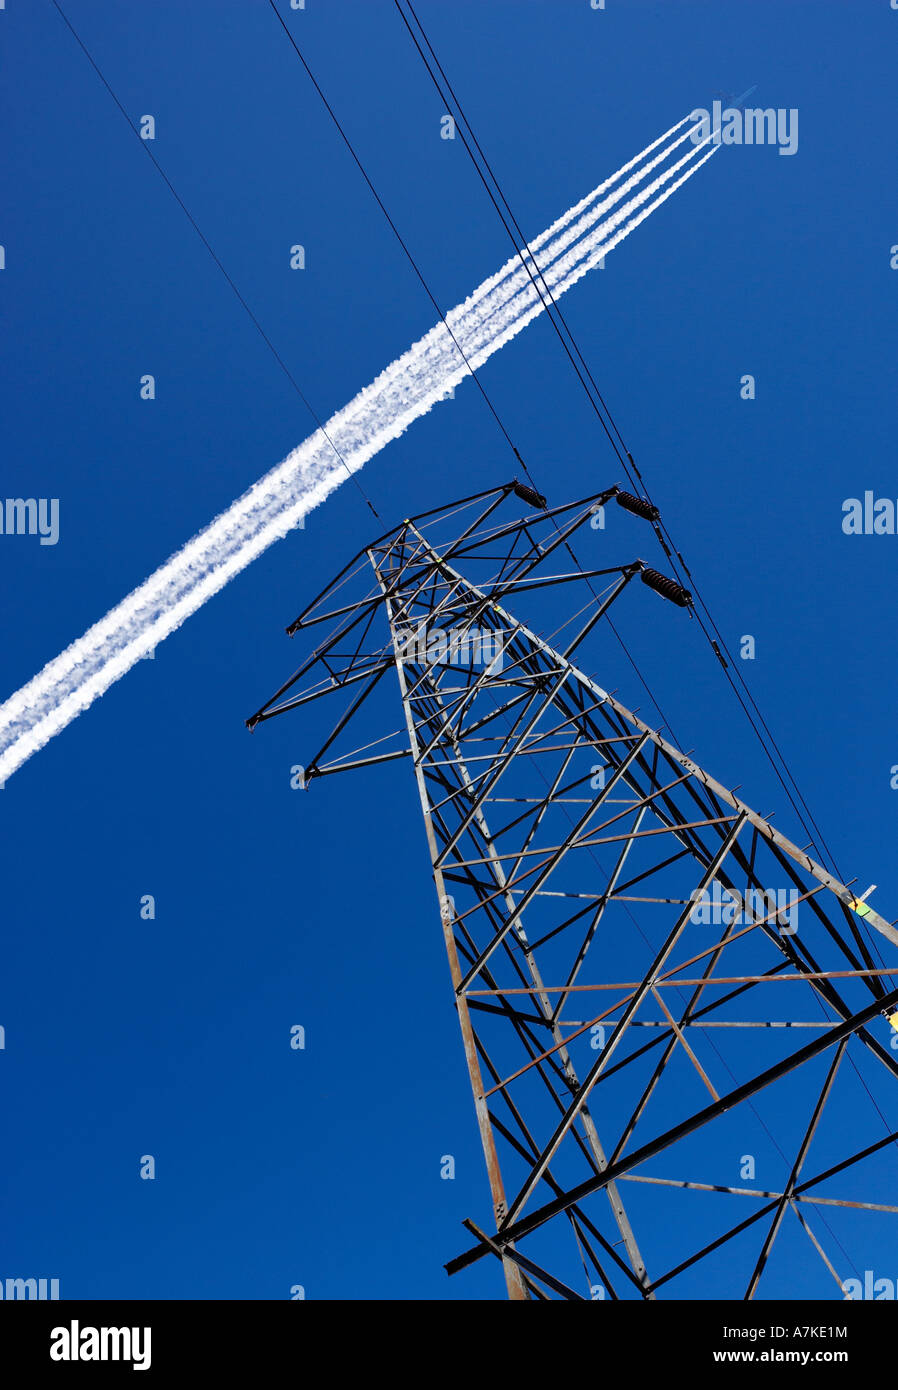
248,483,898,1301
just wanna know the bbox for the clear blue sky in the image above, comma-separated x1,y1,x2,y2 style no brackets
2,0,897,1300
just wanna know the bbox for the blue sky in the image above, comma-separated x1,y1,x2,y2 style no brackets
2,0,897,1300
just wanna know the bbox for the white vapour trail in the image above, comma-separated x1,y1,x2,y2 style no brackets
0,118,714,784
453,132,718,367
432,116,698,351
470,115,692,305
529,116,690,256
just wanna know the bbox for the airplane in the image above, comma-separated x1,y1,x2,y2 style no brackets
712,84,758,111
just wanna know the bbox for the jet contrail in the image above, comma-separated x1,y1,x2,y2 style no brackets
0,117,716,784
455,136,717,367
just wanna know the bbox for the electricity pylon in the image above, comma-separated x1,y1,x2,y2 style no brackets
248,483,898,1301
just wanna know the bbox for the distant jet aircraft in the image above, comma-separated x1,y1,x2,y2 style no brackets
712,84,758,110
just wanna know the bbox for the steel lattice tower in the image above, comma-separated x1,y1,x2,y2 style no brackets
248,483,898,1301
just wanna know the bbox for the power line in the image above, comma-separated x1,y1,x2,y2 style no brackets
266,0,532,476
392,0,644,486
393,0,898,1156
393,0,873,916
393,0,822,838
50,0,384,524
264,0,682,752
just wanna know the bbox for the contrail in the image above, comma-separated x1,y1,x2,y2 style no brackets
456,136,718,367
477,114,692,302
0,117,715,785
